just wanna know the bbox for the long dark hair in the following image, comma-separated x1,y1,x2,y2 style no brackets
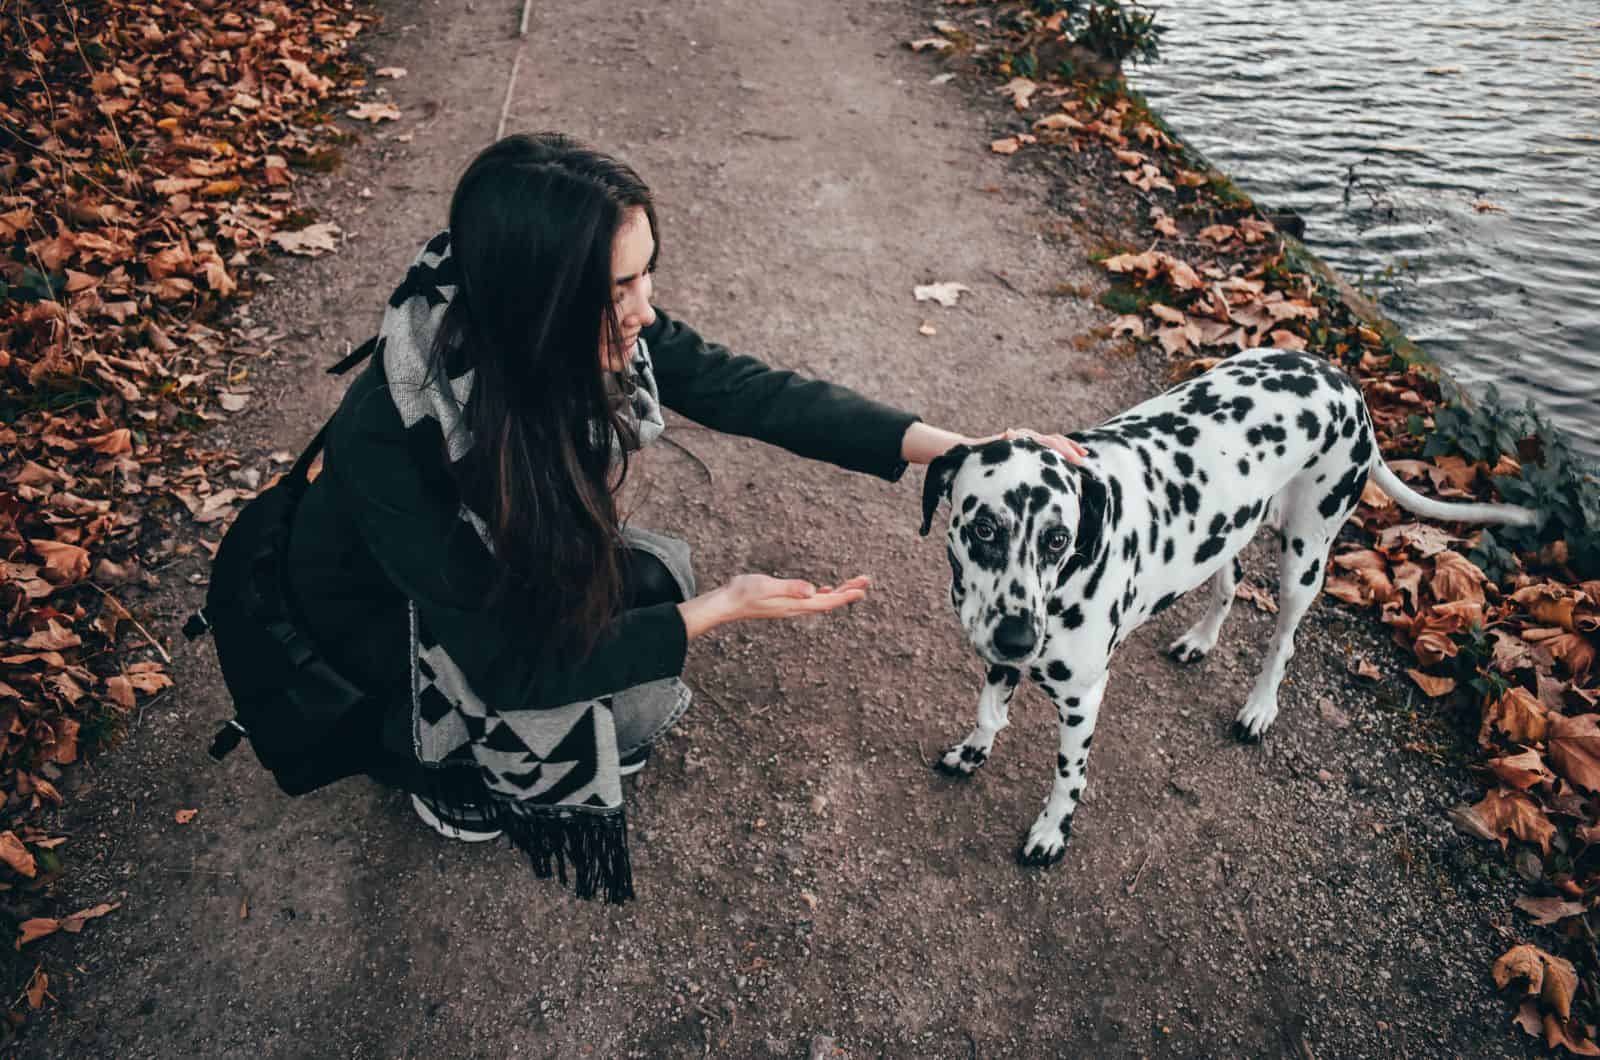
432,133,659,657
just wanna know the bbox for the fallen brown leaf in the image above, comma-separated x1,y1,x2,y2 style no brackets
1548,713,1600,793
1495,944,1579,1021
0,832,38,879
1467,788,1556,854
1514,894,1587,926
1481,686,1551,747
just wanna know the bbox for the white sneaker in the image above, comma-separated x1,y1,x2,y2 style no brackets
410,793,503,843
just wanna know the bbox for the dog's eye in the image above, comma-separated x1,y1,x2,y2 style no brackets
972,519,997,542
1044,529,1070,553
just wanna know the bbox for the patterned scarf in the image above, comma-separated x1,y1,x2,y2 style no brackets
376,231,693,903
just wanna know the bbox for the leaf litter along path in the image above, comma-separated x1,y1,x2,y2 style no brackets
25,0,1547,1057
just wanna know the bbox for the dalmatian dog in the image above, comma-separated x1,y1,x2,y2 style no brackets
920,348,1539,867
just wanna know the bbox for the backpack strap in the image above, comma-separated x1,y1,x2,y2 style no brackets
325,334,379,377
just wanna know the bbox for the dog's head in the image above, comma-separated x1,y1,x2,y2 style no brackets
921,438,1106,666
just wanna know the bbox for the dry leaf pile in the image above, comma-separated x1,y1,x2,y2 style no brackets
913,4,1600,1052
2,0,380,1030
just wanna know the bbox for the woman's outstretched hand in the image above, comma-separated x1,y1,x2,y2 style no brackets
678,574,871,639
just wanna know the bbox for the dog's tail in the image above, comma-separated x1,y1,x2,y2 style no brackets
1370,462,1540,527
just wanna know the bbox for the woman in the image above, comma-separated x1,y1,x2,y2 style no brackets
284,133,1082,901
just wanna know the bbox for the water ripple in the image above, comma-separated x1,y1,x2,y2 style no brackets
1133,1,1600,456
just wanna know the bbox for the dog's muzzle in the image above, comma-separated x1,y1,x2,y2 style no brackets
991,613,1040,661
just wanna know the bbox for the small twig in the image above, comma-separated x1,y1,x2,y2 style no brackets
86,582,172,665
990,270,1024,296
660,434,713,485
916,739,933,768
495,48,524,141
517,0,533,37
1125,846,1153,896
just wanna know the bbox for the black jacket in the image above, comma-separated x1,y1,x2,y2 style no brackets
286,310,920,716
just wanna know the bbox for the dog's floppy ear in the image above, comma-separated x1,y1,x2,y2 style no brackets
920,444,972,537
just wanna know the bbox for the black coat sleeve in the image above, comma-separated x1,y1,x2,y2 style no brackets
325,365,688,711
643,310,920,481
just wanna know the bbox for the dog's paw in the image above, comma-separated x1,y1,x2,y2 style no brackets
1232,698,1278,743
1166,633,1211,665
1016,816,1072,867
934,743,987,777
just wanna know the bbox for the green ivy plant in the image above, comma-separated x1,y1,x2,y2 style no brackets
1418,387,1600,581
1025,0,1166,66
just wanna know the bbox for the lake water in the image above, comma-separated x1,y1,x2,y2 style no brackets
1129,1,1600,457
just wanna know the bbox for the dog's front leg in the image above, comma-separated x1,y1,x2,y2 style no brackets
1018,670,1109,866
934,664,1020,777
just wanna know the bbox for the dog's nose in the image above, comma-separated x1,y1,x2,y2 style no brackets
992,614,1038,659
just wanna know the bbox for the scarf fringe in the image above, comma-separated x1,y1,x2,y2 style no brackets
420,769,635,904
501,809,635,905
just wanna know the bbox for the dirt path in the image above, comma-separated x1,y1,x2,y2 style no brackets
30,1,1537,1057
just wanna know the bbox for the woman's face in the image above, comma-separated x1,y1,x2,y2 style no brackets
603,206,657,372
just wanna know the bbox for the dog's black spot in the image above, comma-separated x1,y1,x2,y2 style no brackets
1057,753,1070,776
1180,380,1223,417
1066,714,1085,727
1182,483,1200,515
1062,603,1083,629
1350,430,1373,466
959,745,988,765
1233,557,1244,582
986,665,1021,688
1152,591,1178,615
1260,364,1319,398
1028,485,1052,515
980,441,1013,465
1233,505,1254,529
961,495,977,513
1341,417,1356,439
1300,559,1322,586
1208,513,1228,537
1009,580,1026,600
1231,396,1255,422
1297,408,1321,440
1195,534,1227,564
1047,660,1072,682
1174,452,1194,477
1165,482,1183,516
1319,464,1368,519
1039,466,1067,493
1238,457,1251,475
1163,539,1175,563
1083,546,1110,600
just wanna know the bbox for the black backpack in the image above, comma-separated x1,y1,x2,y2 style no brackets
182,339,378,795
